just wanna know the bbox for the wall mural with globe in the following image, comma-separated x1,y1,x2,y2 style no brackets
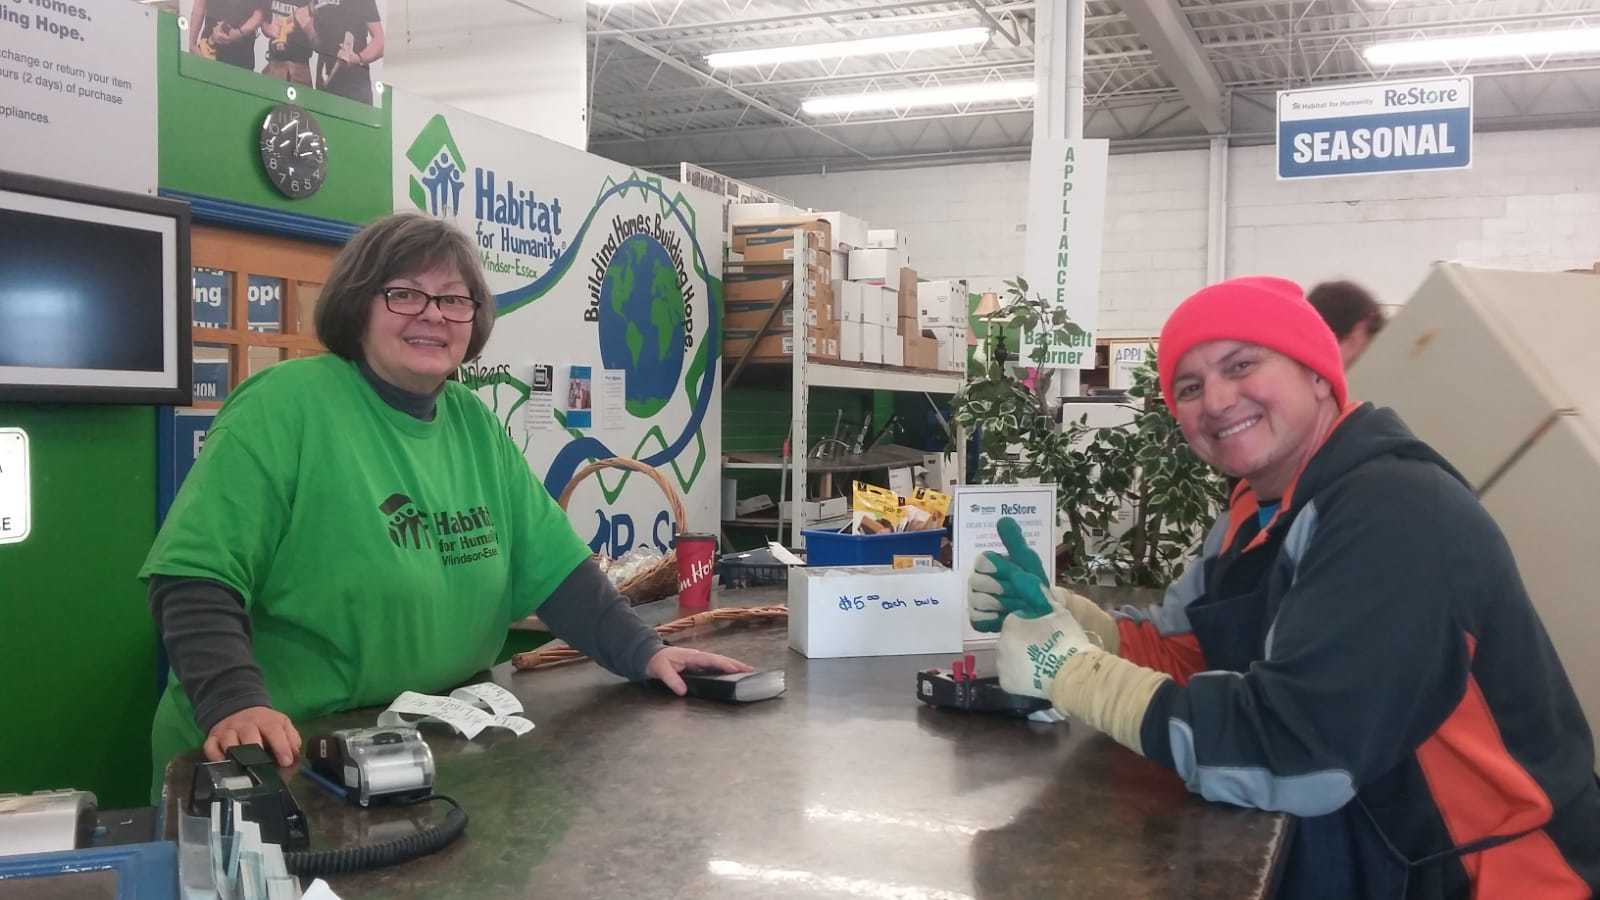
391,92,722,555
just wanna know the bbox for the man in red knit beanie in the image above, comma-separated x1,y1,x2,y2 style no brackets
970,276,1599,898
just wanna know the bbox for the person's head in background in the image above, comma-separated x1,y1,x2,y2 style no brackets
1307,280,1385,367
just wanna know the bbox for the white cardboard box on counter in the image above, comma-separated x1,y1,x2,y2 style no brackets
789,565,964,658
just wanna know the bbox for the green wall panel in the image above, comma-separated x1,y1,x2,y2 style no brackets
0,405,158,807
156,12,390,225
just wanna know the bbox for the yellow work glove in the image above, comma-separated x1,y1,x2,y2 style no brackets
996,606,1170,756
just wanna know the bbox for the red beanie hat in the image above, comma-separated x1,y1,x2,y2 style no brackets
1157,276,1346,407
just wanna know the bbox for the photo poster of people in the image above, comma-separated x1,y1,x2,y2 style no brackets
178,0,387,106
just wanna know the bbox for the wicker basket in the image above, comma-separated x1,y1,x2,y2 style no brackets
558,457,686,606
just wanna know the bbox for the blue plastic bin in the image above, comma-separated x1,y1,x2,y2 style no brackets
802,528,946,566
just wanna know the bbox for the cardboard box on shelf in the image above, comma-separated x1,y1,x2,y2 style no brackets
1351,264,1600,752
814,212,870,250
730,203,807,224
780,495,850,522
897,267,918,318
917,279,969,329
723,329,833,363
867,228,909,253
724,296,831,334
725,270,792,303
861,323,884,364
882,328,905,367
732,220,831,263
904,335,939,370
839,319,866,363
789,565,964,658
858,283,883,326
848,248,905,283
831,250,849,280
834,280,866,323
877,286,898,328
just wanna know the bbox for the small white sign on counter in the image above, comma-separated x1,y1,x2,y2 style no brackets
0,428,30,546
953,484,1058,645
789,565,964,658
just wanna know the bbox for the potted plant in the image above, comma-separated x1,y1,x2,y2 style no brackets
953,278,1225,589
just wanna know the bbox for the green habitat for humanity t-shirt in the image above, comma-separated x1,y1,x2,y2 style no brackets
142,354,589,788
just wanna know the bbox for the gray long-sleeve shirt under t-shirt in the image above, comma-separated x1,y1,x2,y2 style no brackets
149,361,664,733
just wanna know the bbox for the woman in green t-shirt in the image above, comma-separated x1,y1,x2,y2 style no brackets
143,214,748,783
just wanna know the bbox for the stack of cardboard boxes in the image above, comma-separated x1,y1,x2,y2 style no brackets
723,218,839,362
722,212,968,374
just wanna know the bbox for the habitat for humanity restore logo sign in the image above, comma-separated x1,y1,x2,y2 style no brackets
406,115,568,279
401,110,722,548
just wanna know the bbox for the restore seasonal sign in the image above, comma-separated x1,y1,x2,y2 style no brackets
1277,77,1472,179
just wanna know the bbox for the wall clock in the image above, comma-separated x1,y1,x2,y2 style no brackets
259,104,328,200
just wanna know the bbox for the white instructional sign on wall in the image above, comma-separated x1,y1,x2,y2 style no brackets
0,1,157,194
0,428,30,545
952,483,1058,645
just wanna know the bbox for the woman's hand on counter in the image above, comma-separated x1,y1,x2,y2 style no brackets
645,647,755,696
204,705,302,767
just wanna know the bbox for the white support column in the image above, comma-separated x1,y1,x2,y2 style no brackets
1206,136,1229,283
1034,0,1086,401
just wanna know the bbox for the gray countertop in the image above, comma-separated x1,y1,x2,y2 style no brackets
163,587,1286,899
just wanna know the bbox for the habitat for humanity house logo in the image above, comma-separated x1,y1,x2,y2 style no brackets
406,115,569,281
406,116,467,217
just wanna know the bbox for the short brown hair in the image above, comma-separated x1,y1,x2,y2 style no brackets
1306,279,1384,341
315,213,495,362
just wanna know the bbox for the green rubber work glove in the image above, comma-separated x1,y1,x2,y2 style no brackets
967,516,1055,632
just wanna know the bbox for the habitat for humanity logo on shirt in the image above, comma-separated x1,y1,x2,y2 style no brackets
377,492,500,565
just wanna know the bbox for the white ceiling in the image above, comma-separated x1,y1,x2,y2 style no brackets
584,0,1600,175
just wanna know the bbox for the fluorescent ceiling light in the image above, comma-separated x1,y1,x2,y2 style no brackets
1365,28,1600,65
802,79,1035,115
707,27,990,69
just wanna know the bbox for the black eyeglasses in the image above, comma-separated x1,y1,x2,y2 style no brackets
381,287,480,323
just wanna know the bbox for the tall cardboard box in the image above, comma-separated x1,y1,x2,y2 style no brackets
857,282,883,326
897,267,918,319
1351,263,1600,756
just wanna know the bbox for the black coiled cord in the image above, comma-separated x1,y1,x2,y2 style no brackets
284,794,467,877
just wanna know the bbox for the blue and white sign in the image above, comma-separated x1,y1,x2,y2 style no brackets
1277,77,1472,180
192,267,230,329
192,360,230,404
156,408,218,522
247,275,283,333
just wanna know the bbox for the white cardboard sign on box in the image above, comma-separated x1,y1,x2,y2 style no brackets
0,428,29,545
953,484,1057,645
789,566,964,658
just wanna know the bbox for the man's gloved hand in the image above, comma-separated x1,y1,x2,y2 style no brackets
968,517,1121,654
995,605,1094,699
997,604,1172,759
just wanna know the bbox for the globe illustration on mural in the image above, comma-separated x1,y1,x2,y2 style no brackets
597,234,687,418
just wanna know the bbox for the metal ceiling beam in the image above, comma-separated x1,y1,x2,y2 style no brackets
965,0,1021,46
590,1,1044,38
589,108,652,141
1115,0,1226,133
609,31,874,160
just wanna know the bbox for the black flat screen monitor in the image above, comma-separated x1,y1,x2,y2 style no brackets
0,170,191,405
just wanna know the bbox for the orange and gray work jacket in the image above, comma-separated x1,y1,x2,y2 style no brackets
1120,403,1599,899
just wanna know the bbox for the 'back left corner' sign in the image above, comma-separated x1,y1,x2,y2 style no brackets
1277,76,1472,180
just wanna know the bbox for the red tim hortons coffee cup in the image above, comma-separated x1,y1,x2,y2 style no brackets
674,533,717,613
